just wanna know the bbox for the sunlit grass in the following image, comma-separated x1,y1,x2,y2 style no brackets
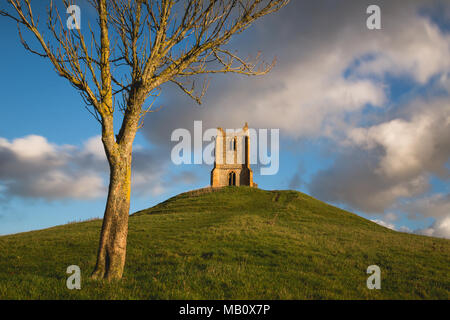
0,187,448,299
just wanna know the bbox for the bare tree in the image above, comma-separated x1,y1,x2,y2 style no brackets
1,0,289,280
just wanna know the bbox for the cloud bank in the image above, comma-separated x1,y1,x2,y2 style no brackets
0,135,194,201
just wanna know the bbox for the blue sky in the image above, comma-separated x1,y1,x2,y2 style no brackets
0,0,449,238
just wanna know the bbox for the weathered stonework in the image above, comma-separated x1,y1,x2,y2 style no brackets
210,123,257,187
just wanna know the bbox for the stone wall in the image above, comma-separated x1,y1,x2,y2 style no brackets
210,123,255,187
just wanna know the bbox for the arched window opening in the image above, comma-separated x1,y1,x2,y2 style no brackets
228,171,236,186
229,137,237,151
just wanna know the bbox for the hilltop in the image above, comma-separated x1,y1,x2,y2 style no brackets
0,187,448,299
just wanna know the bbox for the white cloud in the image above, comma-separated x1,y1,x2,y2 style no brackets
309,96,449,239
203,45,387,138
384,212,398,222
131,170,167,197
0,135,106,200
398,226,413,233
81,135,105,160
371,219,396,230
399,193,450,220
417,216,450,239
28,170,105,200
347,101,450,179
0,135,57,160
353,16,450,84
0,134,201,201
370,218,412,234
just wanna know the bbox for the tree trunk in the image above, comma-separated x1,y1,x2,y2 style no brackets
91,152,132,281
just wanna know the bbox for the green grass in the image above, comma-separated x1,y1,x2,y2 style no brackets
0,187,449,299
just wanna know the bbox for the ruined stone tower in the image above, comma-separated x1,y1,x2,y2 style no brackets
210,123,256,187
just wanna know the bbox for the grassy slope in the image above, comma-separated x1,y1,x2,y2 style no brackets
0,187,448,299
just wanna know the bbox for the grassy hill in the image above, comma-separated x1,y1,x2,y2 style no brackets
0,187,448,299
